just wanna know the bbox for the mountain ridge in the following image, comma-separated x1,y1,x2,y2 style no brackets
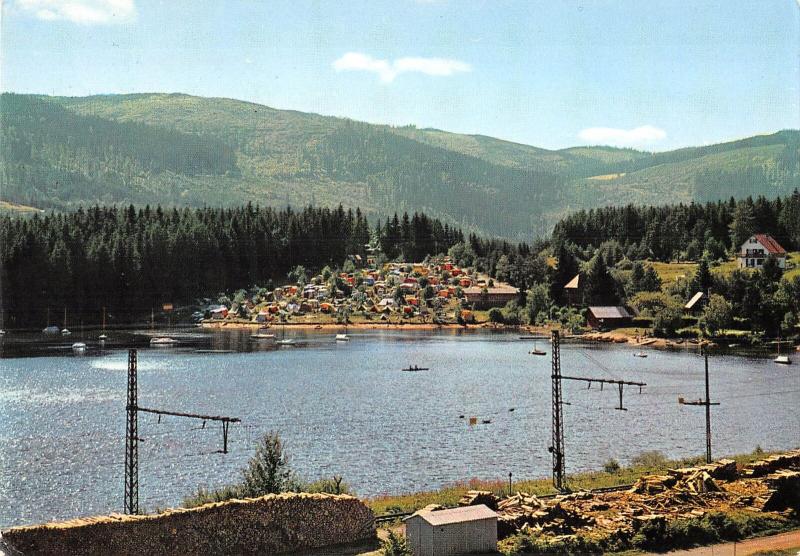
1,92,797,238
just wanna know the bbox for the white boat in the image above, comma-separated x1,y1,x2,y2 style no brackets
275,326,294,345
98,308,108,341
528,340,546,356
150,337,179,346
633,352,648,358
336,309,350,341
0,330,6,336
251,331,276,340
72,342,87,353
43,325,60,335
61,308,70,336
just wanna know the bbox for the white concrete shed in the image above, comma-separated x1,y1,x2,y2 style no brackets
404,504,498,556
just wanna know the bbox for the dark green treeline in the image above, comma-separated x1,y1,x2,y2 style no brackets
0,204,463,328
552,191,800,261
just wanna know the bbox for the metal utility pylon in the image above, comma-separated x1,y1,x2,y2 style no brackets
550,330,565,491
123,349,240,514
124,349,139,514
679,348,719,463
548,330,647,491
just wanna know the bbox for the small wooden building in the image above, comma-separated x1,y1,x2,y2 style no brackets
587,306,633,329
462,284,520,309
404,505,497,556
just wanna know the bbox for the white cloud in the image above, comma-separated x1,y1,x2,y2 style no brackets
333,52,471,83
13,0,136,24
578,125,667,147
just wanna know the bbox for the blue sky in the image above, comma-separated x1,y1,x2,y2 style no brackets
2,0,798,150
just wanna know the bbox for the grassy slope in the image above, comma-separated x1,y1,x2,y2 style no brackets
650,261,700,287
785,252,800,281
0,200,44,215
651,253,800,289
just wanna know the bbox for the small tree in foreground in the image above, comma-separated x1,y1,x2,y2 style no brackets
183,431,354,508
241,431,296,497
380,531,412,556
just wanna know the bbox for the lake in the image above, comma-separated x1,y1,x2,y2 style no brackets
0,328,798,527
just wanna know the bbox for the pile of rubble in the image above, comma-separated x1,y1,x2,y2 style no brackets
741,450,800,478
458,451,800,542
459,490,500,510
628,458,737,496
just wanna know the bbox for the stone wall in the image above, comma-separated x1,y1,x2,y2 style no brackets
2,493,375,555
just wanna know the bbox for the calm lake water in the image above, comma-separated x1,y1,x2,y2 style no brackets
0,329,798,527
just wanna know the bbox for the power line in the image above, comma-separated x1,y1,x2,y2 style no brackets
549,329,648,492
124,349,240,515
678,348,719,463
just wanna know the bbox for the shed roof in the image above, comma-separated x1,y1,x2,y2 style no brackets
409,505,497,526
588,306,632,319
753,234,786,255
685,291,705,310
564,274,580,289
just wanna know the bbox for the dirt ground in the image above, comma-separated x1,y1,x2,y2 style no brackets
302,527,800,556
663,528,800,556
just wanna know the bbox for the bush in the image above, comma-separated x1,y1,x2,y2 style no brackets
631,450,668,469
183,484,246,508
699,294,733,336
488,307,505,323
301,476,351,495
504,511,791,555
501,532,606,555
603,458,621,474
380,531,412,556
630,511,790,552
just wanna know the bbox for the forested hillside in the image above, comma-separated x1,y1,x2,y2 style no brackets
1,92,798,238
1,204,469,327
552,191,800,261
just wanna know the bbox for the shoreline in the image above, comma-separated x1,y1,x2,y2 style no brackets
576,330,713,350
199,321,707,351
2,321,791,356
200,320,545,332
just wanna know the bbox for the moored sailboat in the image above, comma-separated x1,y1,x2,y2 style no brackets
774,337,792,365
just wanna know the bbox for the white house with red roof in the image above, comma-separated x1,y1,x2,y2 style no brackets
737,234,787,269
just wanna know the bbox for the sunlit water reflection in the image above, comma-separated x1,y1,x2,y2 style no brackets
1,329,797,527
